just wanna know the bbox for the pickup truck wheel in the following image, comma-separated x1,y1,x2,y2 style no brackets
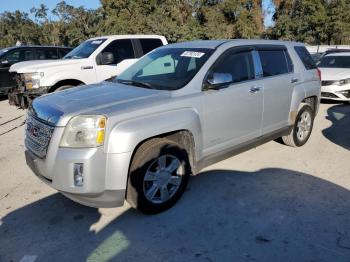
54,85,74,92
282,105,314,147
127,138,191,214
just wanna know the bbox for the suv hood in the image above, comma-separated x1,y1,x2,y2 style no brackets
9,59,83,73
319,68,350,81
31,82,168,126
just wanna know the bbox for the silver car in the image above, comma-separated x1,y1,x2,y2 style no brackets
25,40,321,213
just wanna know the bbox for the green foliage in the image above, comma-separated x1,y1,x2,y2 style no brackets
269,0,350,45
1,0,350,48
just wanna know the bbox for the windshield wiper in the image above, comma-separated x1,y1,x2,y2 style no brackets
118,80,154,89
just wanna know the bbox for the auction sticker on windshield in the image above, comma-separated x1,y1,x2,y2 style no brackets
181,51,205,58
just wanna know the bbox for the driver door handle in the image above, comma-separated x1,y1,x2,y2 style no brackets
250,86,262,93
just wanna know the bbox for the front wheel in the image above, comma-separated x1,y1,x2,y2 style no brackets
282,105,314,147
126,138,191,214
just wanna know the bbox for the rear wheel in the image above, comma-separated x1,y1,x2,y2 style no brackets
282,105,314,147
126,138,191,214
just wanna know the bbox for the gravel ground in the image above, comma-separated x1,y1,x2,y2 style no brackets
0,97,349,262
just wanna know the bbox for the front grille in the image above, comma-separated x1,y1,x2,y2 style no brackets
321,80,336,86
13,73,25,88
25,114,55,158
321,92,338,98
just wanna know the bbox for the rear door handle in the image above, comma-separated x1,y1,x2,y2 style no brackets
81,66,94,70
250,86,262,93
291,78,299,83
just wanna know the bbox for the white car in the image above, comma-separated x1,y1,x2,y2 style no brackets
318,52,350,102
8,35,167,108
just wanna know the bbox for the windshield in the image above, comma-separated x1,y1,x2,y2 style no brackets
318,56,350,68
116,48,214,90
64,39,106,59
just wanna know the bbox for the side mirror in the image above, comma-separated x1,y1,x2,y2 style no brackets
204,73,233,90
0,60,9,67
98,52,115,65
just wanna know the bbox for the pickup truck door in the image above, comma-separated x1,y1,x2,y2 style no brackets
202,48,264,155
95,39,137,82
256,47,295,134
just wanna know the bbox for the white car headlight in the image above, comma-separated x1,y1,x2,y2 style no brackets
336,78,350,86
23,72,44,89
60,115,106,148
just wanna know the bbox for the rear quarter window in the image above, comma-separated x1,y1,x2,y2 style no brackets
258,49,292,77
139,38,163,55
294,46,317,70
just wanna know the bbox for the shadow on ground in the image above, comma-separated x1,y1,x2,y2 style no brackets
0,95,7,101
1,168,350,262
323,104,350,150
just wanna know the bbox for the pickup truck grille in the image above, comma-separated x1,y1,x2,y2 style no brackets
25,114,55,158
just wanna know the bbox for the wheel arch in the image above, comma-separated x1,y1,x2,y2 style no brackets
49,79,85,92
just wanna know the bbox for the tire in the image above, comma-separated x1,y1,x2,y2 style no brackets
282,105,314,147
54,85,74,92
126,138,191,214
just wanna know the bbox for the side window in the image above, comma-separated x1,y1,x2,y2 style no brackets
44,49,59,59
294,46,317,70
23,49,35,61
4,50,22,64
258,50,290,77
58,49,70,58
140,55,177,76
99,39,135,65
208,50,255,84
139,38,163,55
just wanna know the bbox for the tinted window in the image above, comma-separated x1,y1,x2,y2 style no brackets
294,46,317,70
3,49,34,64
100,39,135,65
139,38,163,55
209,50,255,84
318,56,350,68
117,48,214,90
259,50,290,77
35,49,59,60
58,49,71,58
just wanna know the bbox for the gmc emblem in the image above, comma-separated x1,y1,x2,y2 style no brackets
27,122,39,137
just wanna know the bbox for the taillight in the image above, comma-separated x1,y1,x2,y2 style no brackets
316,68,321,81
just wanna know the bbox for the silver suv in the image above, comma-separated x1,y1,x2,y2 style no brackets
25,40,321,213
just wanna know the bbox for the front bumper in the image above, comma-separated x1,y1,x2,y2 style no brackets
8,86,50,109
321,84,350,101
25,144,131,208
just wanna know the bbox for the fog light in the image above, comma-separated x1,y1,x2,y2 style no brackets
74,163,84,187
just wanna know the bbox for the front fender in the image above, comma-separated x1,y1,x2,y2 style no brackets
41,71,86,87
106,108,203,158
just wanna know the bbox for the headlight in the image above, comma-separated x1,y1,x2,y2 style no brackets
60,115,106,148
23,72,44,89
336,78,350,86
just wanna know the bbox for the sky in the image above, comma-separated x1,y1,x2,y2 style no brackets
0,0,275,27
0,0,101,13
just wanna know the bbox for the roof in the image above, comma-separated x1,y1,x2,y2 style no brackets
89,35,166,40
161,39,304,50
0,45,72,51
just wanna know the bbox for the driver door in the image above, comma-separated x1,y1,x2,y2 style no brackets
95,39,136,82
202,48,264,155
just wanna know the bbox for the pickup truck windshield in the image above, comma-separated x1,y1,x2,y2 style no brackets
318,56,350,68
117,48,214,90
64,39,106,59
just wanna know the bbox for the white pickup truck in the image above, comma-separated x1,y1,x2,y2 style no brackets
8,35,167,108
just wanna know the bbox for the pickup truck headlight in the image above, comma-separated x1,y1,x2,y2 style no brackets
336,78,350,86
23,72,44,89
60,115,106,148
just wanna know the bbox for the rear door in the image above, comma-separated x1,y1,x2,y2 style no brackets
95,39,136,81
256,46,295,134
